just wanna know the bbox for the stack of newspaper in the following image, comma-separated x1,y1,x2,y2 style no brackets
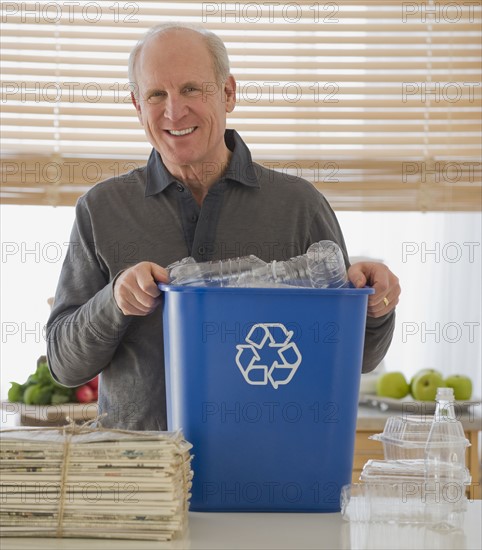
0,427,193,541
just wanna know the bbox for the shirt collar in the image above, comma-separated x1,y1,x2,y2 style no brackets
145,129,260,197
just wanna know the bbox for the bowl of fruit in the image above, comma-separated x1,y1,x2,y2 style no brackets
2,356,99,426
359,368,479,413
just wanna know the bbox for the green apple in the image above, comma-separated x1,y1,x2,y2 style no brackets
376,371,410,399
444,375,472,400
411,370,445,401
409,369,443,396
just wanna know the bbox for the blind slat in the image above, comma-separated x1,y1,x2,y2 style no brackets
2,29,478,45
4,68,480,82
3,42,479,58
4,17,480,32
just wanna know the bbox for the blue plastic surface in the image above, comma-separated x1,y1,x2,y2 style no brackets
160,285,374,512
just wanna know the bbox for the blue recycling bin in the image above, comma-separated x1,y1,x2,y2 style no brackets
161,285,374,512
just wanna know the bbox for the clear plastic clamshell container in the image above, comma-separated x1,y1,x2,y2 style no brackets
360,459,471,486
340,482,467,523
369,415,470,462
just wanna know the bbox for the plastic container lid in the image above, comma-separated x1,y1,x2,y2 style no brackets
369,415,470,449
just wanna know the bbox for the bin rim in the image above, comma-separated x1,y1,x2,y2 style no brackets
159,284,374,296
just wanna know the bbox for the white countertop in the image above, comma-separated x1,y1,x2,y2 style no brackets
1,502,481,550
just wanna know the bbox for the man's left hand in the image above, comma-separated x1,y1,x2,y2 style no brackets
348,262,401,318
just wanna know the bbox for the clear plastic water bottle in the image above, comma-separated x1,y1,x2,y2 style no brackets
166,240,348,288
424,387,470,477
422,387,470,513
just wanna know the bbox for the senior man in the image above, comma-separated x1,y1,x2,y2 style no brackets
47,22,400,430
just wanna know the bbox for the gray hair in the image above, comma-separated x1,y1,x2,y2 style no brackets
128,22,231,98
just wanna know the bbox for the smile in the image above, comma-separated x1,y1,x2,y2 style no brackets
167,127,196,136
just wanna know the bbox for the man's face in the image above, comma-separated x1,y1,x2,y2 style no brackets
132,30,236,176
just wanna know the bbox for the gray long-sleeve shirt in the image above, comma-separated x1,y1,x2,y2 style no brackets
47,130,395,430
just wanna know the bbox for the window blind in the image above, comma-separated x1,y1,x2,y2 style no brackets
1,0,481,210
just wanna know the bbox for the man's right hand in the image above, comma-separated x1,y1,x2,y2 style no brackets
114,261,169,316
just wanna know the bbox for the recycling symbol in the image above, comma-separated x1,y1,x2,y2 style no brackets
235,323,302,389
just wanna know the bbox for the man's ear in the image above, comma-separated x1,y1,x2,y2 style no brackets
131,91,144,125
224,75,236,113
